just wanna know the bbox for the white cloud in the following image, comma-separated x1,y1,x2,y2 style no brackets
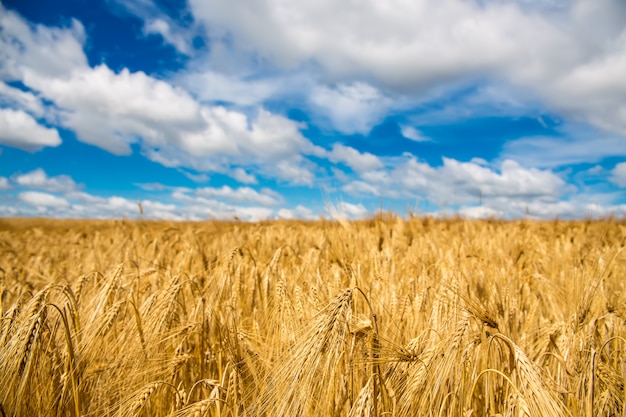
277,205,316,220
25,190,177,220
438,158,567,200
0,4,88,81
19,191,70,208
181,171,210,183
23,64,203,155
470,157,489,166
14,168,78,193
343,156,568,208
610,162,626,187
545,39,626,136
188,0,569,85
3,0,626,222
0,82,45,117
481,196,626,219
18,52,319,184
1,171,622,220
326,201,369,220
160,106,321,183
586,165,604,175
273,157,317,186
457,205,503,219
179,70,282,106
187,0,626,137
327,143,383,173
0,108,61,150
65,191,105,205
112,0,196,56
171,191,275,220
143,18,192,55
501,130,626,168
342,180,386,198
406,83,543,127
0,205,17,216
0,177,10,190
236,108,316,159
195,185,282,206
400,125,430,142
310,82,393,134
231,168,257,184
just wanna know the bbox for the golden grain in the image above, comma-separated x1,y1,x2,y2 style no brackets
0,216,624,416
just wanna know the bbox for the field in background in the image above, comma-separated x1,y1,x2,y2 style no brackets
0,216,625,417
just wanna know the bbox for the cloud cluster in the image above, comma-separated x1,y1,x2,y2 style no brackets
1,165,624,220
338,156,588,218
1,1,625,221
0,176,10,190
186,0,626,136
14,168,78,193
309,82,394,135
3,168,295,221
194,185,282,206
114,0,196,55
344,157,567,200
0,4,87,81
327,144,383,173
610,162,626,188
0,5,323,185
0,108,61,150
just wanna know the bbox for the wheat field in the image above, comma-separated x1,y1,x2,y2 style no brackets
0,215,624,417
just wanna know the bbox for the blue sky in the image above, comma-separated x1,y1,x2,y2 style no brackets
1,0,626,220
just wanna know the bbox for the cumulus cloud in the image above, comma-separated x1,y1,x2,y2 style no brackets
179,70,283,106
457,205,503,219
400,125,430,142
277,205,316,220
480,196,626,219
64,193,182,220
112,0,196,55
6,182,286,221
272,157,317,186
3,0,626,221
544,37,626,136
333,154,626,219
0,177,11,190
14,168,78,193
0,4,88,81
325,201,369,220
187,0,626,136
0,167,621,220
610,162,626,187
19,191,70,208
171,191,274,220
195,185,282,206
2,7,322,185
0,82,45,117
327,143,383,173
143,18,192,55
343,156,569,208
150,107,321,183
19,63,318,183
188,0,568,85
309,82,393,134
18,57,321,183
23,64,203,155
231,168,257,184
0,108,62,150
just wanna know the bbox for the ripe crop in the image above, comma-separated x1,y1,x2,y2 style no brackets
0,215,624,416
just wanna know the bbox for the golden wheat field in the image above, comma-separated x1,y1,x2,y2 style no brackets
0,215,625,417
